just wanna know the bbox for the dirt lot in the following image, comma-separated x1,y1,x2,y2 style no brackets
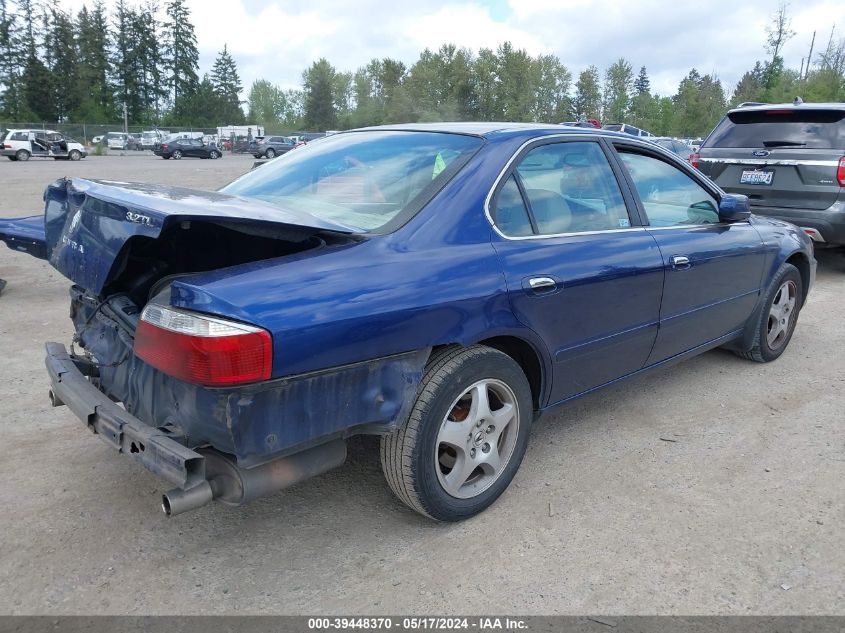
0,153,843,615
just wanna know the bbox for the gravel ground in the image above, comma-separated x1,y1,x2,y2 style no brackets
0,153,843,615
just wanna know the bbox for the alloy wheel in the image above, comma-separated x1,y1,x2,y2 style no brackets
435,379,520,499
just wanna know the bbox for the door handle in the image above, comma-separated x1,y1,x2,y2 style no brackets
528,277,557,290
671,255,691,269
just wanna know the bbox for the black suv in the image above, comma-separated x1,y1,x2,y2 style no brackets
251,136,295,159
696,102,845,246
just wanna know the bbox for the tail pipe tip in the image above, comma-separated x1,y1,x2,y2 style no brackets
162,481,213,517
48,389,64,407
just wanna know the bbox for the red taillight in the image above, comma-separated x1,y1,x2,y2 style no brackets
134,305,272,386
689,152,700,169
837,156,845,187
161,143,169,149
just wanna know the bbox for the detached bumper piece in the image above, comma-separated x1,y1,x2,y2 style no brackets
45,342,347,516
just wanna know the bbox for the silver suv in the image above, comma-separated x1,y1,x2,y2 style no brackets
696,102,845,246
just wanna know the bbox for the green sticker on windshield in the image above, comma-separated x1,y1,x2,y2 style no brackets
432,152,446,179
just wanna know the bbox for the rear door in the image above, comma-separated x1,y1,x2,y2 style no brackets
489,137,665,404
699,108,844,211
613,143,766,363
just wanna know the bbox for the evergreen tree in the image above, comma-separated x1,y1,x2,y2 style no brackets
302,58,338,130
0,0,27,119
49,8,80,121
111,0,144,123
21,7,56,121
74,1,114,121
634,66,650,95
164,0,199,115
134,1,166,123
210,44,244,123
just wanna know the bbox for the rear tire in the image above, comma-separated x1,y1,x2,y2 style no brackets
15,149,30,162
735,262,802,363
172,150,182,159
265,148,276,158
7,156,17,161
380,345,532,521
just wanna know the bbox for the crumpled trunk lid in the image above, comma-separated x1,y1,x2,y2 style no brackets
10,177,354,296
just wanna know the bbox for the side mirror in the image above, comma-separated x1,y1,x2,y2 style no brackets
719,194,751,221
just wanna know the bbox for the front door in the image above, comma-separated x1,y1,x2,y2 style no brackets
614,148,766,363
489,139,665,405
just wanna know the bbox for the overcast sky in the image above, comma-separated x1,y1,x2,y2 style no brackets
56,0,845,98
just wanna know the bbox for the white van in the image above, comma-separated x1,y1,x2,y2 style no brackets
1,129,87,161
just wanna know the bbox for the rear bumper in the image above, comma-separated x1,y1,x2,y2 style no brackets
46,342,207,491
46,341,349,515
748,200,845,245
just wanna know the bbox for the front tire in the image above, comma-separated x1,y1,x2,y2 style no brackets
209,150,219,159
735,262,802,363
381,345,532,521
68,149,82,161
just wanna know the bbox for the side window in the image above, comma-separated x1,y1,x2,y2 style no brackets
513,141,631,235
492,175,533,237
619,152,719,226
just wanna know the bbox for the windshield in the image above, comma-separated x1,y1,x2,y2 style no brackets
704,109,845,149
222,130,483,232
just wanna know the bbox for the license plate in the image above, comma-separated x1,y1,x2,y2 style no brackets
740,169,773,185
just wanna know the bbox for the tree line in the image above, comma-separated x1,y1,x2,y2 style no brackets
0,0,244,126
2,2,843,137
251,5,844,137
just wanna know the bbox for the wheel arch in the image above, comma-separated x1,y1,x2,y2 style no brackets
785,250,811,306
432,335,546,411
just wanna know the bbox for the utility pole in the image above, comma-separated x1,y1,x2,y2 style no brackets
122,102,129,156
804,31,816,81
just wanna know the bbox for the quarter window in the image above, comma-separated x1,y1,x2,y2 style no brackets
492,175,533,237
493,141,631,237
619,151,720,226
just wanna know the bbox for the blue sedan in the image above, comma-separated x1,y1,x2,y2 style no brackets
0,123,816,521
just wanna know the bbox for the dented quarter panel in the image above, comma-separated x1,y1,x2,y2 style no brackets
70,288,430,466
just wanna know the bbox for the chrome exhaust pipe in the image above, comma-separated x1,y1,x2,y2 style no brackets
162,439,347,516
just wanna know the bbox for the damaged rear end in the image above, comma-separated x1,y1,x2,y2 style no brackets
36,177,427,514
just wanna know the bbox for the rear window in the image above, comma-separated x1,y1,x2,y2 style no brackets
222,130,483,232
704,109,845,149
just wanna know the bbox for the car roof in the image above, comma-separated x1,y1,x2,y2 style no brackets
727,102,845,114
350,121,637,141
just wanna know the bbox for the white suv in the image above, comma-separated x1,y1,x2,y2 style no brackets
1,129,87,161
